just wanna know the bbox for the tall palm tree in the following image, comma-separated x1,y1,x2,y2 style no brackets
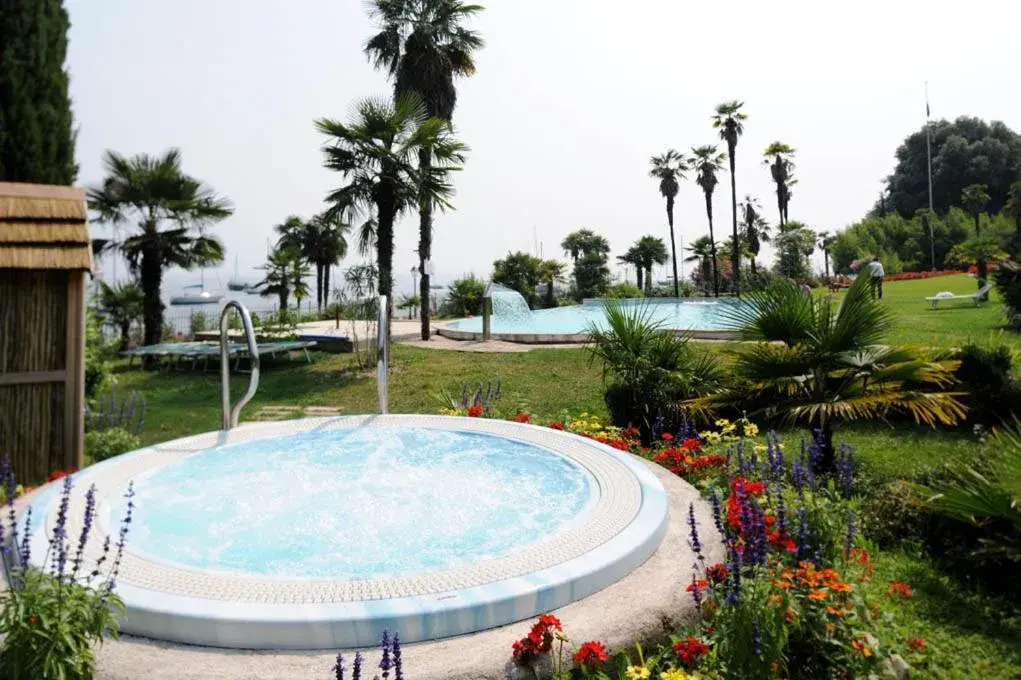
617,246,643,290
86,149,232,345
962,183,992,290
649,150,688,296
257,246,302,310
633,235,669,293
740,195,770,274
763,142,796,228
538,259,566,308
685,275,965,469
817,230,835,279
560,229,609,263
713,101,747,295
691,145,726,297
364,0,485,341
276,213,349,312
317,94,467,331
1006,180,1021,256
684,235,717,294
97,280,144,349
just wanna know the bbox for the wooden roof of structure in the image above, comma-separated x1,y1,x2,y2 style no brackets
0,182,92,271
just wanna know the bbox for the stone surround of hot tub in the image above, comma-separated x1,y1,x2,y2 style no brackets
22,415,669,650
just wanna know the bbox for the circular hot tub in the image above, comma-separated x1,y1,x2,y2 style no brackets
23,415,668,650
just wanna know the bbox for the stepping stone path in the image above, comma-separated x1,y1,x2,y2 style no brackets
252,405,343,421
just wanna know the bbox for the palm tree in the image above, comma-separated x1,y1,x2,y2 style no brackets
257,246,301,310
1005,180,1021,256
685,275,966,468
633,235,669,293
691,145,727,297
538,259,566,309
276,213,351,312
817,230,835,279
649,150,688,296
740,195,770,274
713,101,747,296
364,0,485,341
617,246,643,290
763,142,796,228
317,94,467,331
97,280,144,349
86,149,232,344
684,235,717,294
560,229,609,263
962,183,992,290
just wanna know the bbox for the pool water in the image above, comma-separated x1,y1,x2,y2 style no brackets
125,427,593,579
448,298,744,334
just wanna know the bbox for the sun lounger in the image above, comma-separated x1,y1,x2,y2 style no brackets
925,284,993,310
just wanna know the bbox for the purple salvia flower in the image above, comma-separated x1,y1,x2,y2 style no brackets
837,442,855,499
750,500,769,566
4,456,18,564
752,621,762,658
710,489,724,534
726,550,742,604
795,506,811,562
808,429,825,468
90,535,111,581
103,482,134,597
392,633,403,680
791,455,804,493
651,411,665,441
460,385,468,409
744,440,756,470
72,484,97,579
805,452,815,490
844,510,856,559
689,573,703,611
379,630,392,679
352,651,363,680
687,503,703,562
724,446,732,475
735,444,745,476
334,652,346,680
53,474,73,580
776,494,788,538
19,506,31,568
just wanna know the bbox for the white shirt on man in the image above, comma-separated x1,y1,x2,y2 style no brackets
867,260,885,278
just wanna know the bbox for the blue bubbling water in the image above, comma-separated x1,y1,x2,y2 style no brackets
124,427,593,579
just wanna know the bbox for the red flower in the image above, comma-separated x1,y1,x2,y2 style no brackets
685,579,709,593
548,421,565,430
48,469,67,482
706,562,729,583
537,613,562,631
661,432,674,441
513,412,531,424
467,405,483,418
609,439,631,451
574,641,609,668
908,637,925,651
680,438,702,451
673,635,710,666
887,581,914,599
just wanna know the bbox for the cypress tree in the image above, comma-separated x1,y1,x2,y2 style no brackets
0,0,77,184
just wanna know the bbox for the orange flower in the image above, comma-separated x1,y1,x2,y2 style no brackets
851,639,873,657
826,605,845,617
808,590,828,601
781,568,795,580
784,609,796,624
887,581,914,599
825,623,836,634
830,582,853,594
908,637,925,652
773,580,792,590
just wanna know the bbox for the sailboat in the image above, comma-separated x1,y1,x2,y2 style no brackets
227,255,248,291
170,269,223,306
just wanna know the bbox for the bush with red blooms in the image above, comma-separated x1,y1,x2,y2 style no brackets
467,404,483,418
47,466,78,482
548,421,565,430
513,412,531,423
673,635,710,667
573,640,609,670
511,614,562,663
881,266,997,282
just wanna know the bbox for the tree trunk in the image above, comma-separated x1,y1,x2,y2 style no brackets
315,263,323,312
728,145,740,297
750,256,757,275
279,288,288,311
635,266,643,292
119,321,131,350
975,214,988,293
323,265,331,310
666,196,679,297
419,148,434,341
140,236,163,346
377,182,396,343
824,252,830,279
645,267,653,293
705,194,720,298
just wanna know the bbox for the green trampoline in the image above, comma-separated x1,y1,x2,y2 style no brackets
121,340,317,371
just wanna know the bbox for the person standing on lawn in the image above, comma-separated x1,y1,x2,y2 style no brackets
867,255,885,299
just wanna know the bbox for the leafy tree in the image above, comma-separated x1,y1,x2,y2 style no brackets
276,213,350,311
0,0,76,183
763,142,796,227
880,116,1021,217
538,259,567,309
691,145,726,297
257,246,304,310
713,101,747,295
740,195,770,274
773,222,816,280
1004,180,1021,256
491,251,542,307
684,235,717,294
397,293,421,319
87,149,232,345
97,281,144,349
317,94,467,332
947,236,1009,298
364,0,484,341
817,231,835,279
962,184,992,289
622,235,668,293
649,150,688,296
573,252,611,300
686,275,966,468
443,274,486,316
560,229,609,263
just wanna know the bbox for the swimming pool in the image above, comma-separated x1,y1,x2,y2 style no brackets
23,416,668,649
438,297,745,343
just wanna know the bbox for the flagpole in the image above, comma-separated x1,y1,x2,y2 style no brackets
925,81,936,270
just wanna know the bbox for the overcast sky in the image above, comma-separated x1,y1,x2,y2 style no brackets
67,0,1021,292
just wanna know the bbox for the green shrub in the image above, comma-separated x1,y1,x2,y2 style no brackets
85,427,141,463
604,282,643,299
954,339,1020,423
441,275,486,317
84,310,111,399
994,260,1021,328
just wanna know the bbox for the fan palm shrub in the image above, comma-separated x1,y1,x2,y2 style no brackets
587,303,722,443
96,280,144,349
685,275,966,468
995,260,1021,328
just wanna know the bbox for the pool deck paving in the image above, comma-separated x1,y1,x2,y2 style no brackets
87,458,719,680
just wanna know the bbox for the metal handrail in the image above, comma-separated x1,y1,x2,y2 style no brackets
377,295,388,414
220,301,260,429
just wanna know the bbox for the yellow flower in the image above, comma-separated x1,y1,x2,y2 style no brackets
754,444,768,454
714,418,730,428
661,669,700,680
626,666,651,680
743,422,760,437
